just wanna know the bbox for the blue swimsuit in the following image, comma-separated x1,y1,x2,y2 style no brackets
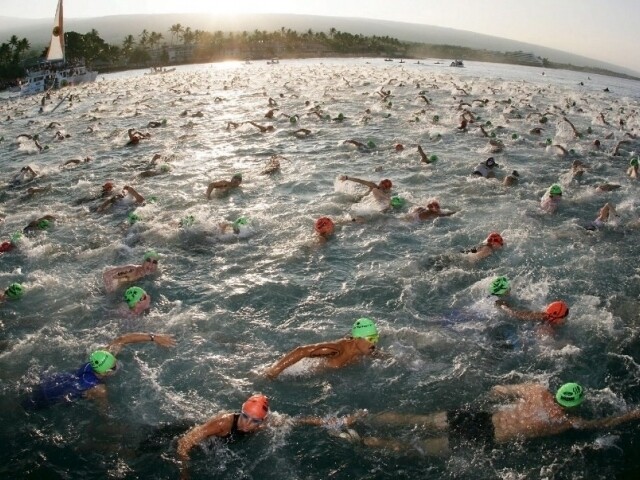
23,363,102,410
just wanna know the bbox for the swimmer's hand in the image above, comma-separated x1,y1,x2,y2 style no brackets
152,334,177,348
338,175,347,181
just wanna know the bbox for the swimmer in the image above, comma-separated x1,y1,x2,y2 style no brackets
594,183,621,192
123,286,152,315
61,157,92,168
612,140,630,156
206,173,242,199
147,120,166,128
584,202,617,231
472,157,498,178
74,181,117,206
0,283,24,303
176,394,356,477
462,232,504,262
0,232,22,254
293,128,311,138
503,170,519,186
23,215,55,234
127,128,151,146
217,217,248,235
405,199,455,222
246,121,275,133
628,156,639,179
96,185,145,213
339,175,392,205
343,139,375,150
22,332,175,410
417,145,437,164
103,250,160,293
540,184,562,213
139,164,171,178
261,155,284,175
570,160,588,179
10,165,38,186
314,217,335,244
561,116,580,137
265,318,380,379
495,299,569,325
356,382,640,455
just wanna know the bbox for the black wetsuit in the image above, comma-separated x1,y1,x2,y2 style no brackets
447,408,495,446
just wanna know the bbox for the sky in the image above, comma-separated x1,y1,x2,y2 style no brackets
3,0,640,74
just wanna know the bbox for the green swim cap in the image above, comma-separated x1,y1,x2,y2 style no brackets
337,113,344,120
90,350,116,374
37,219,50,230
511,133,518,140
5,283,24,300
124,286,146,308
429,154,438,163
10,232,22,244
433,115,439,122
549,184,562,196
128,212,140,224
161,119,167,125
630,156,639,167
587,126,592,134
324,114,331,120
489,276,510,296
181,215,195,227
232,173,242,182
289,116,297,124
352,318,379,343
555,382,584,408
160,164,171,173
233,217,248,228
148,196,157,203
143,250,159,262
485,121,492,126
546,138,552,145
367,140,376,149
390,196,406,209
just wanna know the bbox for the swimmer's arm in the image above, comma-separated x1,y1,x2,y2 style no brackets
489,383,545,399
85,384,108,411
495,302,546,322
106,332,176,354
571,409,640,431
339,175,377,189
123,186,145,203
437,211,456,217
266,343,341,379
177,414,232,462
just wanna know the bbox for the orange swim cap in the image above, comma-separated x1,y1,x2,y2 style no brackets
486,232,504,247
242,394,269,420
102,182,114,191
314,217,335,236
545,301,569,324
379,179,392,190
395,143,404,152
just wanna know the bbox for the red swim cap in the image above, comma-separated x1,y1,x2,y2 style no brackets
545,301,569,324
486,232,504,247
314,217,335,236
0,241,14,253
379,179,392,190
395,143,404,152
102,182,114,191
242,394,269,420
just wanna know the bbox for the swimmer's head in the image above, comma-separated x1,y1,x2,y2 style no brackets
143,250,159,263
289,116,297,124
485,232,504,248
160,164,171,173
90,350,117,374
314,217,335,236
37,219,50,230
630,156,639,167
427,200,440,211
555,382,584,408
432,115,439,122
545,301,569,324
394,143,404,152
351,318,379,344
485,157,497,168
367,140,376,149
180,215,195,227
549,184,562,197
489,276,510,296
127,212,140,224
231,173,243,184
241,394,269,421
233,217,248,231
5,282,24,300
10,232,22,244
337,113,344,121
124,286,146,309
379,179,392,191
102,182,115,192
390,196,406,209
511,170,520,178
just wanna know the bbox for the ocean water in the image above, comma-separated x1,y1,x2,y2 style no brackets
1,57,639,479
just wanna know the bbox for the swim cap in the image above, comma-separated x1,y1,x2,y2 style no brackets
433,115,439,122
128,212,140,224
540,116,548,124
143,250,159,262
242,394,269,420
489,276,510,296
485,120,492,126
390,196,406,209
427,200,440,210
90,350,116,374
352,318,379,343
555,382,584,408
289,116,297,124
160,164,171,173
485,157,496,168
630,156,639,167
37,219,50,230
486,232,504,247
337,113,344,120
232,173,242,182
233,217,248,228
124,286,146,308
546,138,552,145
511,133,518,140
549,184,562,196
429,154,438,163
395,143,404,152
10,232,22,244
314,217,335,236
5,283,24,300
102,182,114,191
379,179,392,190
367,140,376,149
180,215,195,227
545,301,569,323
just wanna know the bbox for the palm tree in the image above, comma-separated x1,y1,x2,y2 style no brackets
139,29,149,48
182,27,194,46
122,34,135,59
169,23,184,45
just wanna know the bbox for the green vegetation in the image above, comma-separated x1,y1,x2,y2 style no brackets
1,24,638,90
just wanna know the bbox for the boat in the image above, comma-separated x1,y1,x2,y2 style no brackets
266,58,280,65
450,60,465,67
20,0,97,96
144,67,176,75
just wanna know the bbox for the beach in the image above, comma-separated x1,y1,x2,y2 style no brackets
1,58,639,479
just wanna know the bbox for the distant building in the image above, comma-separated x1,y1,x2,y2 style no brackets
504,51,543,66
